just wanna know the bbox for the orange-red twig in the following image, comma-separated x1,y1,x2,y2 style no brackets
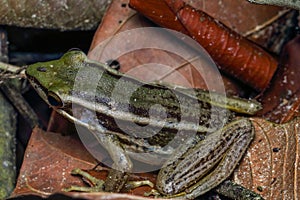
129,0,188,34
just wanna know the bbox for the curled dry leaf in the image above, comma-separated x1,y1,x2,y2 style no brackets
167,0,278,91
233,117,300,199
129,0,279,92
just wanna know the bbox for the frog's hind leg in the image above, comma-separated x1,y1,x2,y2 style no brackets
156,118,254,199
183,119,254,199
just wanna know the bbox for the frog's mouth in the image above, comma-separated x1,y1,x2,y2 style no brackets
26,72,49,105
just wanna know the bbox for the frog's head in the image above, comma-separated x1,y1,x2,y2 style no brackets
26,50,87,108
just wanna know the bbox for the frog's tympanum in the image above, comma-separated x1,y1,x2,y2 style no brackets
26,50,261,199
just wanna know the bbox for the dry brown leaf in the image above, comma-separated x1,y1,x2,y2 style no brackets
89,0,247,96
187,0,281,34
11,127,97,197
233,117,300,199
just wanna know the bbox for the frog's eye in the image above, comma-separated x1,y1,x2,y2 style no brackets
47,92,63,108
64,50,86,65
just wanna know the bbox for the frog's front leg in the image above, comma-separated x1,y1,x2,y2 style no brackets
64,123,132,192
156,118,254,199
96,133,132,192
58,108,133,192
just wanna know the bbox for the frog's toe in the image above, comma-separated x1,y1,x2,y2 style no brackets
123,180,154,192
63,168,105,192
63,185,103,193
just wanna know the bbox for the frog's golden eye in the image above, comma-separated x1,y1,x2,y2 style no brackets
47,92,63,108
64,50,86,65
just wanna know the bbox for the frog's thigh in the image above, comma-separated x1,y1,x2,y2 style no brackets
157,118,254,199
185,120,254,199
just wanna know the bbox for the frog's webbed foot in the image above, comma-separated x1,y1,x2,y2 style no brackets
143,188,161,198
63,168,157,195
124,180,162,198
62,168,105,192
63,168,130,193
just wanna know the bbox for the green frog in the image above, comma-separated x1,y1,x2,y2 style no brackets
25,50,261,199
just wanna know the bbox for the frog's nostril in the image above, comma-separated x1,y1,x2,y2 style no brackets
37,66,47,72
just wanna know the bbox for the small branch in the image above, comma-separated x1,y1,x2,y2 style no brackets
0,61,25,76
0,80,40,129
243,9,290,37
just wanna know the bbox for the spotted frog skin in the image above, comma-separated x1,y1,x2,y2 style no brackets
26,50,261,199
